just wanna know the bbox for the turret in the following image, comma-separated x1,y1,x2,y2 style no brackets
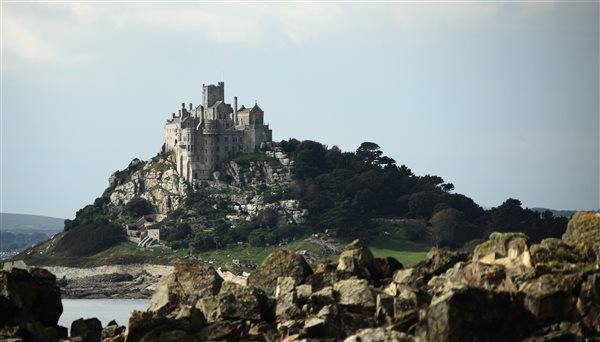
234,96,238,125
202,82,225,108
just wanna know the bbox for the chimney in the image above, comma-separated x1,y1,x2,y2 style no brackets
234,96,238,125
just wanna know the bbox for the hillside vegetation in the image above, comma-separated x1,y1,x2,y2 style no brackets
15,139,569,266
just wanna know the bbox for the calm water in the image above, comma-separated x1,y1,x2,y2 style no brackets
59,299,150,331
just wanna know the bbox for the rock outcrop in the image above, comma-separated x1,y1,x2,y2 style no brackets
562,211,600,260
108,147,308,225
119,219,598,341
4,212,600,341
0,267,66,341
248,249,313,297
109,156,189,214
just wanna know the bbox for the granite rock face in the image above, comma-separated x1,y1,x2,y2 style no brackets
119,230,598,341
248,249,313,297
107,148,308,226
562,211,600,260
109,157,190,214
0,267,66,341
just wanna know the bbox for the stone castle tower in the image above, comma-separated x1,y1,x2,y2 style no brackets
163,82,272,181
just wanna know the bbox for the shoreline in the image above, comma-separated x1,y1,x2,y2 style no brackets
3,261,173,299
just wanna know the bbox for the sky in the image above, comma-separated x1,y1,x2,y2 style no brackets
1,1,598,219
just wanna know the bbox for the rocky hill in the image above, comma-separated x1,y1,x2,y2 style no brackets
15,139,571,269
1,213,598,341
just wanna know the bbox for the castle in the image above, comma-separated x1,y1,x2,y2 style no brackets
163,82,272,181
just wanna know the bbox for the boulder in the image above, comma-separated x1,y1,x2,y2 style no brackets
375,293,395,325
306,263,340,291
248,249,313,297
473,232,532,268
399,248,469,289
0,267,64,341
217,282,265,321
576,273,600,334
522,322,584,342
337,240,377,280
519,273,581,327
71,318,102,342
344,327,414,342
562,212,600,248
392,268,425,289
275,277,303,320
126,310,190,341
301,317,327,338
426,286,533,342
198,320,244,341
310,286,336,310
530,238,595,269
295,284,312,306
149,262,223,315
333,278,375,309
373,257,403,279
431,261,517,293
100,322,125,341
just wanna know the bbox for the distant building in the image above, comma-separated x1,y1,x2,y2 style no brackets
163,82,273,181
126,214,166,247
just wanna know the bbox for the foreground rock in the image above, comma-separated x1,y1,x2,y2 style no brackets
0,267,66,341
4,212,600,341
121,214,599,341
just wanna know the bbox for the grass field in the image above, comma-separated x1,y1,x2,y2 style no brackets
365,223,431,266
16,226,430,268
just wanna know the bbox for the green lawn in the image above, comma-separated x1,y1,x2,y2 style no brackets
360,220,432,266
369,247,428,266
196,244,276,266
16,229,430,268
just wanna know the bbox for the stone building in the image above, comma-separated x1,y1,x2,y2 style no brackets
163,82,272,181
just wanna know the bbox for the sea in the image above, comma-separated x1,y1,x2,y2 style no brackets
59,299,150,332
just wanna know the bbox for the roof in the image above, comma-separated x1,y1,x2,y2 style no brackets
208,100,224,109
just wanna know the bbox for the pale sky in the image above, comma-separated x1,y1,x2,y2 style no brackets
1,1,598,219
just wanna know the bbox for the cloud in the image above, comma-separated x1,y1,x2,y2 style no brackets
0,2,583,67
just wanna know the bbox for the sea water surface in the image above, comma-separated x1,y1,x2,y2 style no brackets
59,299,150,332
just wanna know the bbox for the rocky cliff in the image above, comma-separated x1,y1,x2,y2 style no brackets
108,154,190,214
107,147,307,226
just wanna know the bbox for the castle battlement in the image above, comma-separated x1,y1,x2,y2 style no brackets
163,82,272,181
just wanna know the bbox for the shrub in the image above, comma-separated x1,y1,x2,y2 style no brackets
55,222,125,256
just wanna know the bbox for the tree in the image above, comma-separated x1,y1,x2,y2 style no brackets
125,197,155,218
429,208,465,247
293,140,329,179
356,142,383,166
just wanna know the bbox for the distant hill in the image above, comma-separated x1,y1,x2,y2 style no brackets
1,213,64,232
530,208,583,219
1,213,64,258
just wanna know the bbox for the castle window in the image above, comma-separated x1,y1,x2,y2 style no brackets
224,137,228,142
